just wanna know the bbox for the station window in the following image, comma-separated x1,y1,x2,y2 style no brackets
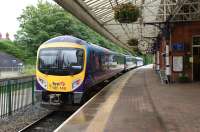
193,37,200,46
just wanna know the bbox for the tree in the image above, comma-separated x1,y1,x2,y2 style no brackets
15,1,128,55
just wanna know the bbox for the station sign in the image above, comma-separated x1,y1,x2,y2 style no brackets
172,43,184,52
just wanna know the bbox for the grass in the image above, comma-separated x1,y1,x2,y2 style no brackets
0,40,24,58
23,65,36,75
0,40,36,75
0,40,36,64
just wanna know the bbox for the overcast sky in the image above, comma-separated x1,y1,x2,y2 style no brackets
0,0,52,40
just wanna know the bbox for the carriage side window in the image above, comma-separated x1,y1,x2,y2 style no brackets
100,54,108,71
93,52,100,71
90,51,97,73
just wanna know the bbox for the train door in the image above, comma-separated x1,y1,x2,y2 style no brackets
192,37,200,81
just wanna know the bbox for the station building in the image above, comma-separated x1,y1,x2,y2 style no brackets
155,21,200,82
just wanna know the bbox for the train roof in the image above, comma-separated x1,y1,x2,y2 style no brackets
90,43,112,53
124,55,144,60
44,35,89,45
135,57,143,60
124,55,136,58
124,54,133,57
43,35,122,55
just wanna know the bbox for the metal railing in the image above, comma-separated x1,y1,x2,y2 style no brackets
0,67,23,72
0,75,35,118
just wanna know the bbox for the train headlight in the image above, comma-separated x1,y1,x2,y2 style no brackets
38,77,48,89
72,79,81,90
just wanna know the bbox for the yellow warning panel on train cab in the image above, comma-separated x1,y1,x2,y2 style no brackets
49,81,67,91
46,76,73,92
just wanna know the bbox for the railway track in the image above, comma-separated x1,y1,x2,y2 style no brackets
18,111,74,132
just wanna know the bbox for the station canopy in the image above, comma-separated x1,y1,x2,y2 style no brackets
55,0,200,53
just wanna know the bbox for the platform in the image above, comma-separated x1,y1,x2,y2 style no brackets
55,65,200,132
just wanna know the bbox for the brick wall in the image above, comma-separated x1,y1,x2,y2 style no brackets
170,21,200,81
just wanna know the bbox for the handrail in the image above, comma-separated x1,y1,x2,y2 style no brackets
0,75,35,82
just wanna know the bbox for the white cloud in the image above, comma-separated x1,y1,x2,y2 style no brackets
0,0,53,40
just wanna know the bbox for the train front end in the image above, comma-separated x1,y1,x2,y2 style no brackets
36,42,86,105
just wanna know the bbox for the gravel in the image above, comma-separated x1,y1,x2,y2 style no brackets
0,103,51,132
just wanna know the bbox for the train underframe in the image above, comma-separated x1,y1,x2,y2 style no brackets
41,91,84,106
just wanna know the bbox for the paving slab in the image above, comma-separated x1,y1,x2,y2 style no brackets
146,66,200,132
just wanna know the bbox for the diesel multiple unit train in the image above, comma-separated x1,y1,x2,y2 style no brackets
36,35,143,105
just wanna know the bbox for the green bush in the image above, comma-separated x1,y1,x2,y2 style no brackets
178,74,190,83
23,65,36,75
0,40,36,65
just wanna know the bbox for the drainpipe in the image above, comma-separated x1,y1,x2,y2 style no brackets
165,44,170,74
156,51,160,71
165,41,171,81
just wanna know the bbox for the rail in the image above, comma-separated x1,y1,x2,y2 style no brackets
19,111,73,132
0,75,35,118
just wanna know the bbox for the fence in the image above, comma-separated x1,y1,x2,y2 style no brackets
0,75,35,118
0,67,23,72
